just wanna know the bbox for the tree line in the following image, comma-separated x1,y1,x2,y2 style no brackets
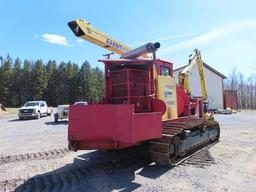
225,69,256,110
0,55,104,107
1,54,255,110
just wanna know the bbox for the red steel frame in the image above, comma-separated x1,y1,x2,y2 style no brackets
68,58,203,151
68,59,168,150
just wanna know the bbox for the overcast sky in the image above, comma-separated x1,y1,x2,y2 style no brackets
0,0,255,77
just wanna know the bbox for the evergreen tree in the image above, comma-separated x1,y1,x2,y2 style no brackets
70,63,80,103
66,61,75,104
44,60,57,106
12,58,22,106
90,67,104,103
78,61,91,102
0,55,13,106
0,56,4,103
20,59,33,104
56,62,67,104
32,59,47,100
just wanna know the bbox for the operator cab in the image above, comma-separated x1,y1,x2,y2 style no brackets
153,60,173,76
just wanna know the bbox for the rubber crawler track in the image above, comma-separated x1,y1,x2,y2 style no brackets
149,118,220,166
0,148,70,165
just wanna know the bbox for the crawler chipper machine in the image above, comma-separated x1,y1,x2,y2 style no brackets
68,19,220,165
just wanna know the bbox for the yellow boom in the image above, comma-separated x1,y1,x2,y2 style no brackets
178,49,208,102
68,19,132,55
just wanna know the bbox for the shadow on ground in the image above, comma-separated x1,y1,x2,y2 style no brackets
44,120,68,126
15,145,170,192
8,118,39,122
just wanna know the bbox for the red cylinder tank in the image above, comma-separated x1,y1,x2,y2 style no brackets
176,85,190,116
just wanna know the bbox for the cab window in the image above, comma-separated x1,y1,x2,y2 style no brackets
160,66,170,76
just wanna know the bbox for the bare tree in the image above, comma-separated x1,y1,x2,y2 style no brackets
225,67,256,110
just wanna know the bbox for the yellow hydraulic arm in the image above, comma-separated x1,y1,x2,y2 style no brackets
178,49,208,102
68,19,132,55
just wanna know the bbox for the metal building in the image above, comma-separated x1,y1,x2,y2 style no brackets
223,90,238,110
173,63,226,109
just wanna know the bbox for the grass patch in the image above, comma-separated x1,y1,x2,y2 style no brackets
0,108,18,117
5,108,19,115
241,109,256,112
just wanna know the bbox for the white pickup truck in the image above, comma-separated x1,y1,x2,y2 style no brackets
18,101,52,120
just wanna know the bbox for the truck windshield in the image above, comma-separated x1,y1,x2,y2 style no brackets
24,102,39,107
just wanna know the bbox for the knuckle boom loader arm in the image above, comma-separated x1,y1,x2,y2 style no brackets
67,18,220,166
178,49,208,103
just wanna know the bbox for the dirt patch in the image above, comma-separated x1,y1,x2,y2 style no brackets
0,103,7,116
0,103,6,112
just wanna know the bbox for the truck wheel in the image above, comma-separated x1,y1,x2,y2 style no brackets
54,114,58,123
37,112,41,119
47,112,51,116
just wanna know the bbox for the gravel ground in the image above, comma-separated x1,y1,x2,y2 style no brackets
0,111,256,192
